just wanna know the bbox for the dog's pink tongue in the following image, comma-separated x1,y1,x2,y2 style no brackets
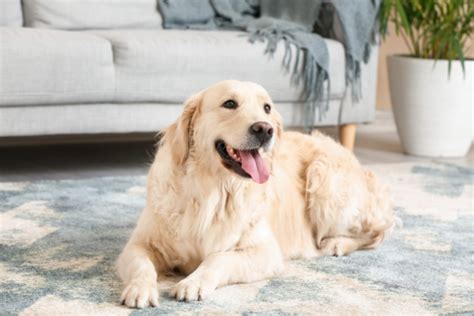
238,150,269,184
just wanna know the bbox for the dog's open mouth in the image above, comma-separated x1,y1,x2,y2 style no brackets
215,140,270,184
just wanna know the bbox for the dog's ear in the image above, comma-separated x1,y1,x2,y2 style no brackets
164,92,202,165
274,109,283,140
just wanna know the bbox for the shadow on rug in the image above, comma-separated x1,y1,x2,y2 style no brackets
1,161,473,315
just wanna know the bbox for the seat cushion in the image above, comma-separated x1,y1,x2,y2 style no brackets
0,28,115,106
91,30,346,103
22,0,162,30
0,0,23,26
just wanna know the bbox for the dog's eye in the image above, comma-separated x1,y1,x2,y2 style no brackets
222,100,238,109
264,103,271,114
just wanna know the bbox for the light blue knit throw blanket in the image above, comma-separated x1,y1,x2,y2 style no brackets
158,0,380,128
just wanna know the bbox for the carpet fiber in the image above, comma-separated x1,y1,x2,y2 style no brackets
1,161,473,315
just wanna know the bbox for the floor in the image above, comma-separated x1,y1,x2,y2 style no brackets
0,111,472,182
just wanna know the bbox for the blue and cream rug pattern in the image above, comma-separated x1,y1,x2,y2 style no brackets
1,161,473,315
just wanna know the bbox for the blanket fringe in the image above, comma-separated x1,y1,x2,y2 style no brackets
248,27,329,132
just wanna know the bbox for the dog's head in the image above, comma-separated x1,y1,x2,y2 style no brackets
164,80,282,184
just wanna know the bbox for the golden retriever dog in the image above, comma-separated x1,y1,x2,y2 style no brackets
117,80,395,308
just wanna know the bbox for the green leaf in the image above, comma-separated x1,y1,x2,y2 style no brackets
448,59,452,78
395,0,411,33
453,38,465,74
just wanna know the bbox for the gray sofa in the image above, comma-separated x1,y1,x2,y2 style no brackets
0,0,378,140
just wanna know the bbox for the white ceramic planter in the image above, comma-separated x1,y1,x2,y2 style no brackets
387,55,473,157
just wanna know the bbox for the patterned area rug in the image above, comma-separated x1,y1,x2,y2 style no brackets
1,161,473,315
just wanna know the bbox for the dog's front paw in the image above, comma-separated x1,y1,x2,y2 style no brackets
120,279,159,308
170,274,216,302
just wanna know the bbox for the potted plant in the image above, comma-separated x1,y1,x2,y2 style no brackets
379,0,473,157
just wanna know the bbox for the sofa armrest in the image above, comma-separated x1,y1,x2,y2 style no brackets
336,43,379,125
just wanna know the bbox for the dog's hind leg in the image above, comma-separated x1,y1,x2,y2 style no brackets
319,234,384,256
305,157,395,256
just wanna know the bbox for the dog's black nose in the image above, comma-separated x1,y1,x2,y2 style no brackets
249,122,273,143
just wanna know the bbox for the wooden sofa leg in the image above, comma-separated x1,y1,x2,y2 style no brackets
339,123,357,151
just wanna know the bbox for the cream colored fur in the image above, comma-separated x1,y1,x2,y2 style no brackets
117,80,395,308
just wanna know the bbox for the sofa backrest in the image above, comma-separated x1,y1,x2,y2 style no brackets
0,0,23,26
1,0,163,29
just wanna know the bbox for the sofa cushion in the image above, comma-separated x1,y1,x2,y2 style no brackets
22,0,162,30
0,0,23,26
0,28,115,106
91,30,346,103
